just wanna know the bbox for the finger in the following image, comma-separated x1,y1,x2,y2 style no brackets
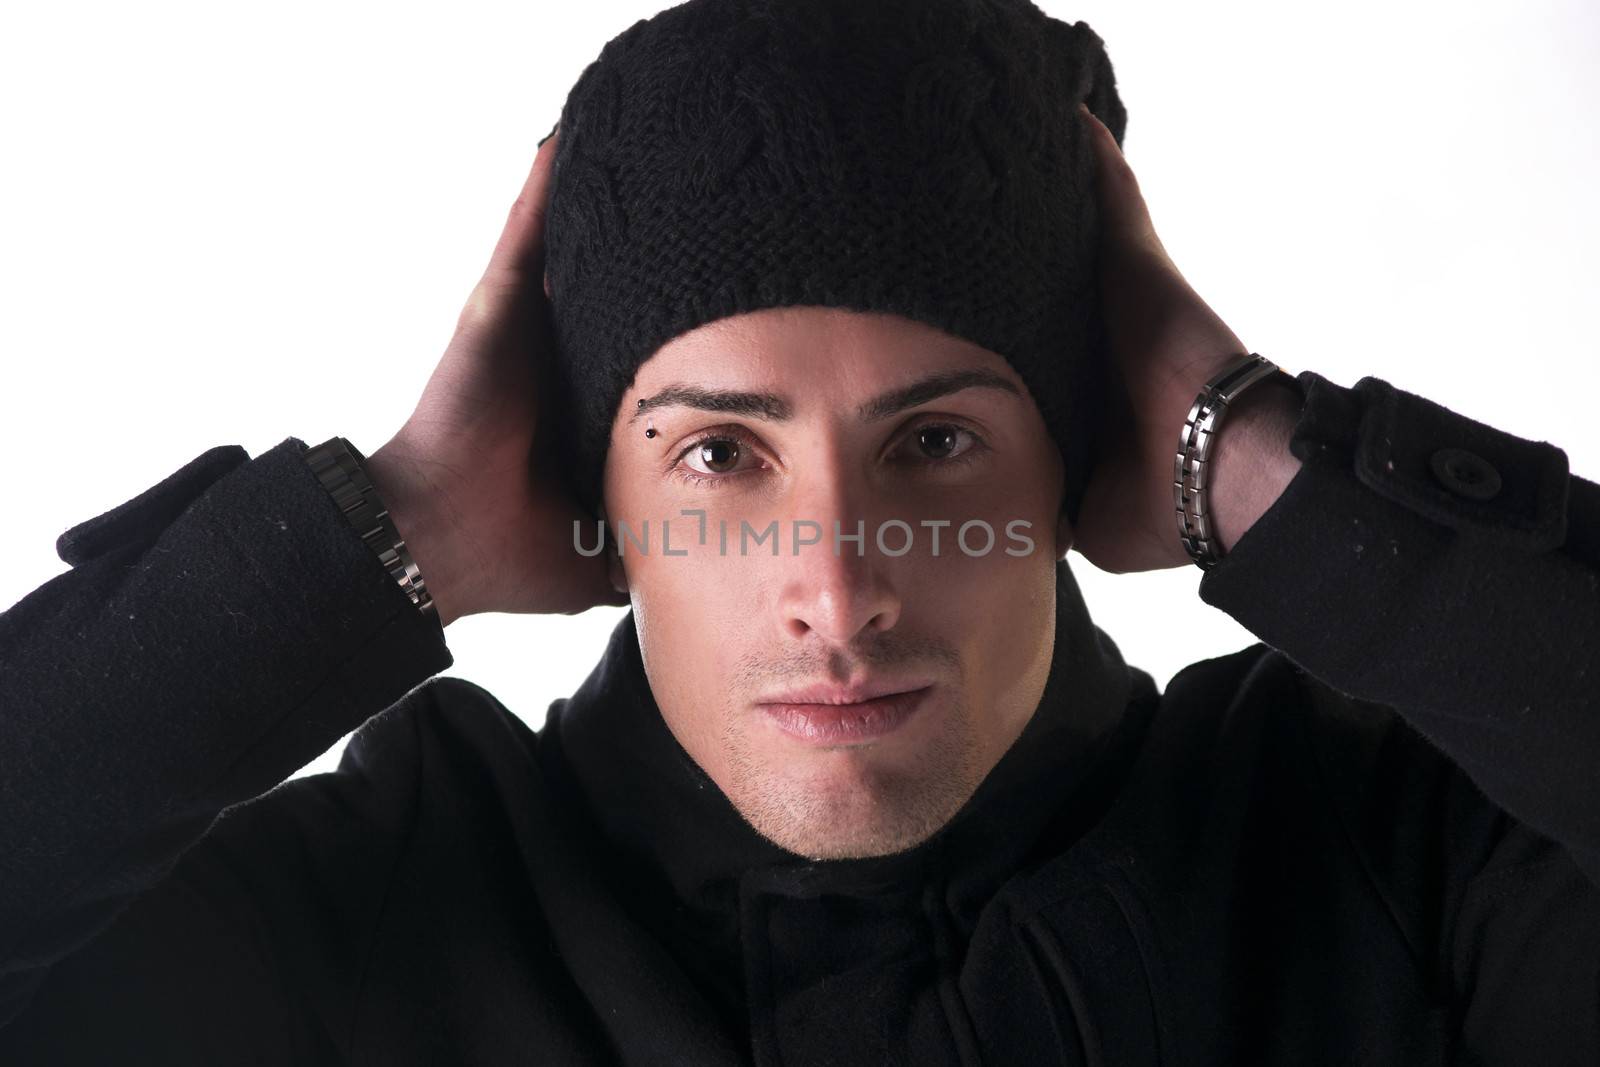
1076,103,1163,260
483,127,561,286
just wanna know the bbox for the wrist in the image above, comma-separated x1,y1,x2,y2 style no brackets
364,442,475,628
1203,378,1305,556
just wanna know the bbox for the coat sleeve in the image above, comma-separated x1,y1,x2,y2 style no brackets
1196,370,1600,1061
0,437,454,1055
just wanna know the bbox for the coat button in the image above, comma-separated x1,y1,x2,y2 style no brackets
1429,447,1502,501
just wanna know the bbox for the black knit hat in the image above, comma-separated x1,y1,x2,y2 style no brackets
544,0,1129,527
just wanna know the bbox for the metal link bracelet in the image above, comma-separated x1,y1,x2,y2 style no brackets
1173,352,1300,570
304,436,436,618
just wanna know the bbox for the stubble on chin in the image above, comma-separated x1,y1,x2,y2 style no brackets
717,697,986,861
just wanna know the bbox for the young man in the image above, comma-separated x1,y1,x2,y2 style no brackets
3,1,1596,1063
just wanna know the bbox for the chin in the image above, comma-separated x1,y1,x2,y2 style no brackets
711,686,989,860
731,756,977,861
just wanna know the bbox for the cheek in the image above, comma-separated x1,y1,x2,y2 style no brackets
624,513,756,609
895,533,1054,730
628,545,763,756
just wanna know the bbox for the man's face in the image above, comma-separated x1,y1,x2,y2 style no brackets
600,306,1071,860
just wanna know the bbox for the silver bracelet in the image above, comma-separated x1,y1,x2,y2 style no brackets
304,436,436,618
1173,353,1300,570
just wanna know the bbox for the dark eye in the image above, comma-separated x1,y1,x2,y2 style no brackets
916,425,959,459
901,422,982,464
682,436,746,476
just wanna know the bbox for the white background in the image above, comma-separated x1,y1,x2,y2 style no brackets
3,0,1595,781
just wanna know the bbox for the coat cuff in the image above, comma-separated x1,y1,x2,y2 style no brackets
1276,370,1570,552
55,445,252,567
52,438,447,647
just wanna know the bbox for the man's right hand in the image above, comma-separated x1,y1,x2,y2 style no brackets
362,128,628,626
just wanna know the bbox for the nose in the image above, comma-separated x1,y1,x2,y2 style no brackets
775,472,902,644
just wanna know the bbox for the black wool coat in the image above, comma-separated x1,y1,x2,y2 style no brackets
1,369,1597,1065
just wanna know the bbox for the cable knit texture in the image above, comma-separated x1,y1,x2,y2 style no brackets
543,0,1129,524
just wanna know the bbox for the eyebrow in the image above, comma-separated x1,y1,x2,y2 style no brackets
626,368,1022,426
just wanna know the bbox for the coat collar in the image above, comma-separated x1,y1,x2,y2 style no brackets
545,559,1152,912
